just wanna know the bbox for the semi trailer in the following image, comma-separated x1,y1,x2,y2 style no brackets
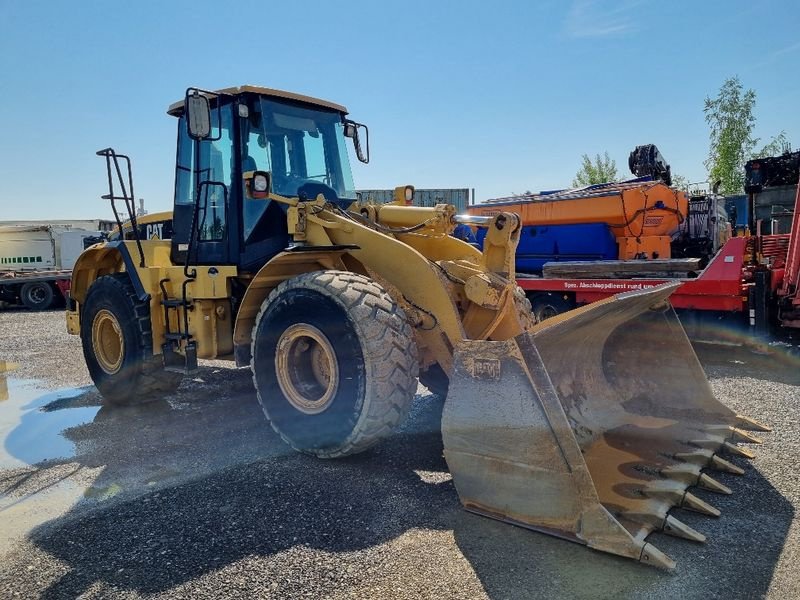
0,225,101,310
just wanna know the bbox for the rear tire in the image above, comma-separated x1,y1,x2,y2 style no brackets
20,281,55,310
81,274,182,405
251,270,418,458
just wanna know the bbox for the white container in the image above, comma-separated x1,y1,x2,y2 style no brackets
0,226,101,272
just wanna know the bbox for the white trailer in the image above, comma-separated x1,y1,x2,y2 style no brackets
0,225,102,310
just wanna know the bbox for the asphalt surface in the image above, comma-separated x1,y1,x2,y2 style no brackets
0,308,798,599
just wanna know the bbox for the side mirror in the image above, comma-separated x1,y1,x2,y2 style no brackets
344,120,370,164
186,90,211,140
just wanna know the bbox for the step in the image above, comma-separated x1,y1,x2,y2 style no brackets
164,332,190,341
162,299,190,308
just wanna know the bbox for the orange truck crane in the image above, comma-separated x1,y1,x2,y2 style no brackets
469,183,687,261
468,144,688,264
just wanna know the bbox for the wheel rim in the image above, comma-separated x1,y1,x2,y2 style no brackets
275,323,339,414
27,285,46,304
92,309,125,374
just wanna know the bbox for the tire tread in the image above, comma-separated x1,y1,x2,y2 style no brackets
251,270,419,458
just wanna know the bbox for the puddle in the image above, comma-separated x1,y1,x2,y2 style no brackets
0,378,100,469
0,377,103,555
0,466,95,554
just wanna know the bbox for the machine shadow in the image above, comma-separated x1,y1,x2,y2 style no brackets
7,361,794,599
451,462,792,599
18,377,458,598
450,344,795,599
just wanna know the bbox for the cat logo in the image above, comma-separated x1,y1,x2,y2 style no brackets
146,223,164,240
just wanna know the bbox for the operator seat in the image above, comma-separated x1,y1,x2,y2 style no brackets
242,155,258,174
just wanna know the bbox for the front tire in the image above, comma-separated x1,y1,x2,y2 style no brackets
251,270,419,458
81,274,182,405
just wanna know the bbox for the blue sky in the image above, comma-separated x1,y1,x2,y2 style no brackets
1,0,798,219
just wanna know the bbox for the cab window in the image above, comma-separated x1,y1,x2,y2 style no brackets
174,102,234,242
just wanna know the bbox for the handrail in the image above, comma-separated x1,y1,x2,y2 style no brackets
96,148,145,267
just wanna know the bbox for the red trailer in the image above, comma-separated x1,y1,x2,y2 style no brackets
520,236,747,312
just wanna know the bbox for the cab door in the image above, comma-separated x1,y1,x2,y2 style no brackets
171,101,238,266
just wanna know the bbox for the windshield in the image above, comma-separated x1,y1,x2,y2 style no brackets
244,98,356,201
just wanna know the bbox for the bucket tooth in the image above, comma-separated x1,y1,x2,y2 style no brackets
697,473,732,495
661,465,701,486
643,481,721,516
689,437,725,451
639,542,676,570
722,442,756,459
681,492,721,517
705,426,763,444
662,467,732,494
728,427,763,444
736,414,772,432
674,449,714,466
709,455,745,475
662,514,706,542
679,450,745,474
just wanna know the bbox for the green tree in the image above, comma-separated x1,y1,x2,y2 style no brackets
753,131,790,159
704,77,756,195
572,152,618,186
704,77,792,194
671,173,689,191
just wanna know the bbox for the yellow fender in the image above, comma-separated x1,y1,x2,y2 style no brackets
69,244,127,304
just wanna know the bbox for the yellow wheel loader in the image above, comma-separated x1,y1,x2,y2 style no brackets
68,86,769,569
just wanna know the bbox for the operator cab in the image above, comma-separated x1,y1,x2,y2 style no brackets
167,86,368,271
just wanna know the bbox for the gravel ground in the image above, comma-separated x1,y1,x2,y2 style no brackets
0,308,798,599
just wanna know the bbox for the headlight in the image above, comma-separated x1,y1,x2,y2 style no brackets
404,186,414,203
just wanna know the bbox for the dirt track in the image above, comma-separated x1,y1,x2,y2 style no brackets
0,308,798,599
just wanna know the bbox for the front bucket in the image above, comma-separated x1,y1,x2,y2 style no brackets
442,283,767,569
